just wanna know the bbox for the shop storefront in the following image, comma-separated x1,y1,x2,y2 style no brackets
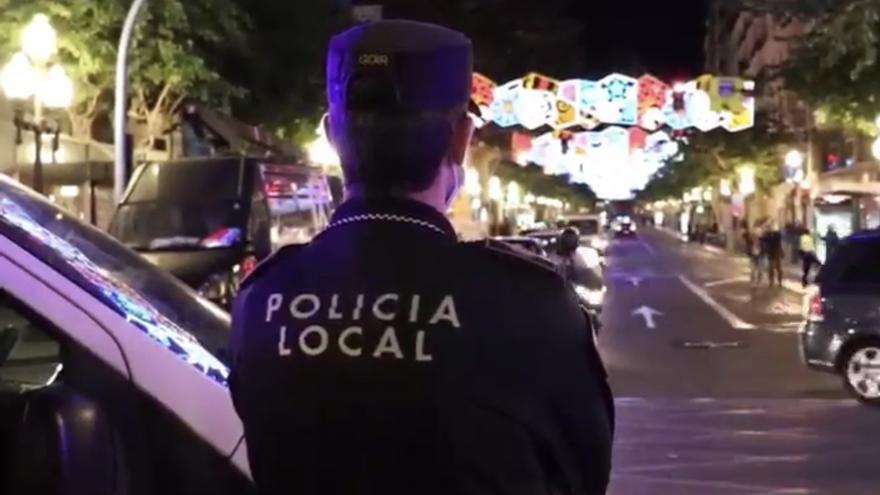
0,126,116,229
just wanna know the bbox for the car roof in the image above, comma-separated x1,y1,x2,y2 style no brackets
495,236,539,242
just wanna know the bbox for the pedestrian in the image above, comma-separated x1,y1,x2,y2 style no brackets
823,225,840,260
761,222,784,287
228,20,613,495
743,227,763,284
799,229,821,287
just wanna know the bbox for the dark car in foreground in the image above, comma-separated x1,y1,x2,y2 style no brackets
0,175,252,493
800,230,880,405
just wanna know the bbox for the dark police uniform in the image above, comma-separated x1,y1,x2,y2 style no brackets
229,20,614,495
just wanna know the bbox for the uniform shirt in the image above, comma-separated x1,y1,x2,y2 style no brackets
229,196,614,495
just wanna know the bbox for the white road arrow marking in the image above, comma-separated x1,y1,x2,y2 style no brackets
632,306,663,329
628,276,643,287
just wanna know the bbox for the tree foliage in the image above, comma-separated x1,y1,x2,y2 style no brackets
0,0,249,141
640,116,782,201
495,161,596,208
224,0,346,144
783,0,880,133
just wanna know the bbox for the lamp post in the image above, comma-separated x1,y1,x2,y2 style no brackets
0,14,74,194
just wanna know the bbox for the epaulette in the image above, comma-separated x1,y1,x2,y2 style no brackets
461,238,561,276
239,243,307,288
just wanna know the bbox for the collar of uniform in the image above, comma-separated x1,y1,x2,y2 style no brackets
329,196,457,238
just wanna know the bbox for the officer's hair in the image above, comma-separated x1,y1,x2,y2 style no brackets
329,109,457,193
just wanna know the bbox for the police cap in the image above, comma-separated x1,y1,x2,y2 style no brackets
326,20,473,117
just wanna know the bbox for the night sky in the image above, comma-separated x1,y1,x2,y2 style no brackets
573,0,710,80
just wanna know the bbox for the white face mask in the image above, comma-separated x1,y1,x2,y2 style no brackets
444,158,463,208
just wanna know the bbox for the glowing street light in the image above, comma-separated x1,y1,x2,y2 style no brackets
306,124,340,168
464,167,481,196
702,187,713,202
0,52,37,100
872,137,880,161
0,14,74,194
719,178,732,197
488,175,503,201
506,181,521,206
39,64,74,109
738,166,756,196
21,14,58,63
785,149,804,170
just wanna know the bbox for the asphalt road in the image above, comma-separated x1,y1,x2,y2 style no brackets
601,227,880,495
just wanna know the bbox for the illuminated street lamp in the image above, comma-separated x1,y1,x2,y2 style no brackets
785,149,804,170
872,136,880,161
0,14,74,194
306,123,340,170
738,166,756,196
719,178,732,197
506,181,521,206
488,176,503,201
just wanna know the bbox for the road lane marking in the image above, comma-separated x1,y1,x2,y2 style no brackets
639,240,656,256
678,275,757,330
632,306,663,329
704,277,748,288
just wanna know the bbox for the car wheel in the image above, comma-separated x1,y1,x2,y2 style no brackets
842,342,880,405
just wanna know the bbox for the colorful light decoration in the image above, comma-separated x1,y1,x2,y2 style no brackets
474,71,754,134
472,72,755,200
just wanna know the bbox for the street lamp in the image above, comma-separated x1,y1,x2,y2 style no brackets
488,176,503,201
0,14,74,194
719,178,732,197
785,149,804,170
738,166,756,196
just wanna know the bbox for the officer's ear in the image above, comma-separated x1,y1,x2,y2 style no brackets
448,111,474,166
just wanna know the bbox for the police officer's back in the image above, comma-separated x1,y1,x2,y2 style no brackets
229,20,614,495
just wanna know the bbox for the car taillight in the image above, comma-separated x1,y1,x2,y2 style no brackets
808,293,824,322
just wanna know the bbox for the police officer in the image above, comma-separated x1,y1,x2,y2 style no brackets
229,20,614,495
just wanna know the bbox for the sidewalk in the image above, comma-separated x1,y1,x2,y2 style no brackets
655,227,807,294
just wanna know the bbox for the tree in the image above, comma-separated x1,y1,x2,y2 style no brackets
783,0,880,133
640,115,782,201
0,0,249,142
223,0,347,145
495,161,596,209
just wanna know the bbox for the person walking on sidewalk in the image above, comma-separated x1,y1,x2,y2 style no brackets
761,223,784,287
743,227,764,284
799,229,821,287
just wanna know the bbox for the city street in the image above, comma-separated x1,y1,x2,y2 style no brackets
602,228,880,494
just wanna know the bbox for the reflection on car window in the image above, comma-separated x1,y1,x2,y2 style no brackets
0,177,230,386
260,164,334,250
0,293,61,389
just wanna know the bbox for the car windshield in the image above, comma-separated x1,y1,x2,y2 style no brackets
0,176,230,386
110,159,246,250
568,219,600,235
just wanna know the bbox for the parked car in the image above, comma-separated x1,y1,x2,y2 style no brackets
522,229,561,254
494,236,548,257
800,230,880,405
563,214,608,253
109,156,336,308
611,216,637,239
0,175,253,492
